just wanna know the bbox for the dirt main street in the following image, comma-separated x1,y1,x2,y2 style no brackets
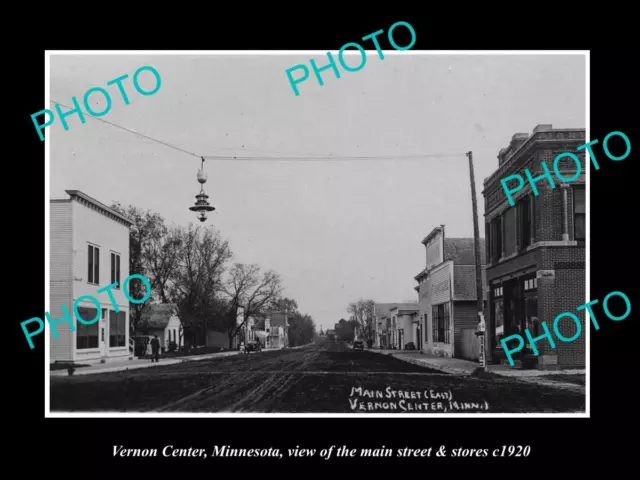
50,342,585,413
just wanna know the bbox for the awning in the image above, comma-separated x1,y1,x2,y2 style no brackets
254,331,268,339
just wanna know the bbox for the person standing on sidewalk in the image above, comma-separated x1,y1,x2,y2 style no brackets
150,335,161,363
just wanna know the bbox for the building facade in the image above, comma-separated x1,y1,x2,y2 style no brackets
414,226,486,360
50,190,133,364
135,303,183,350
265,312,288,349
373,303,419,349
482,125,586,369
373,303,394,348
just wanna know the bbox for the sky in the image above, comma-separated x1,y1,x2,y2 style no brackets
49,53,586,331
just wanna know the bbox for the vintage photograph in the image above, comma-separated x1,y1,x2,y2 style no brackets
46,52,587,415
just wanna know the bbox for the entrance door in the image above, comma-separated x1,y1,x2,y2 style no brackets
416,325,422,350
399,329,404,350
100,309,108,358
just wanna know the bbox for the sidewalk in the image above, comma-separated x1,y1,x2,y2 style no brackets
50,350,241,377
368,349,586,391
371,349,479,375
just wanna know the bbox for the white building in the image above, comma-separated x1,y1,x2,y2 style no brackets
135,303,183,350
264,312,288,349
50,190,133,364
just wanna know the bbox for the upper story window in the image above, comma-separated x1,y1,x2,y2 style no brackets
111,252,121,288
518,194,534,249
493,286,503,298
524,277,537,291
503,207,516,256
489,216,503,263
573,186,585,241
87,244,100,284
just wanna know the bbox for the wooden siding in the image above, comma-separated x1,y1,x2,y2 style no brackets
453,301,480,360
71,198,131,362
49,201,74,362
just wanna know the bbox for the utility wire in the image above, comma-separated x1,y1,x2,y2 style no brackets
51,100,466,161
51,101,200,158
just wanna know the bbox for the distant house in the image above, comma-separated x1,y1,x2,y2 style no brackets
373,303,419,350
136,303,182,350
49,190,133,364
414,225,486,360
265,311,288,349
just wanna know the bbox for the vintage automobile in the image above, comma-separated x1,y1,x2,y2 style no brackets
353,340,364,351
244,341,262,354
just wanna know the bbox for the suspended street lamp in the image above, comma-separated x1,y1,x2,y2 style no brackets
189,157,216,222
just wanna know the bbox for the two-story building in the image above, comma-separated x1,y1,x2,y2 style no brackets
482,125,586,369
373,303,394,348
264,311,288,349
414,225,486,360
373,303,420,349
50,190,133,364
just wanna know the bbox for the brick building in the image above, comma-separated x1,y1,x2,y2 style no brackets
482,124,586,369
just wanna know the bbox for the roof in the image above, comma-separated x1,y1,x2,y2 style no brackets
61,190,134,227
139,304,178,330
389,303,419,312
444,238,486,265
453,265,488,301
374,303,397,318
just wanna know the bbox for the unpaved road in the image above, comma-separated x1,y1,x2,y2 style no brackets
50,342,585,413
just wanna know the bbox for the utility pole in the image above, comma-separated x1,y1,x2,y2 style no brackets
466,151,488,371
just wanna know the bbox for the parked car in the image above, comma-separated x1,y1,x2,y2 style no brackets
244,341,262,354
405,342,416,350
353,340,364,351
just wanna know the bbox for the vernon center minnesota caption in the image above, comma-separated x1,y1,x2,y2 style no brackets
114,445,284,459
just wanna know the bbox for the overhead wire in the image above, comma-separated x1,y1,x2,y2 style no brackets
50,100,466,161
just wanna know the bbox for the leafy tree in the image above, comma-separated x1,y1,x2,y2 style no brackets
254,297,298,330
335,318,356,342
288,312,316,347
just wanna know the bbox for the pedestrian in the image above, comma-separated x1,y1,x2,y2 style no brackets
150,334,161,363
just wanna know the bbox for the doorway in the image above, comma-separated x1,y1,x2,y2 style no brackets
416,325,422,350
100,308,108,358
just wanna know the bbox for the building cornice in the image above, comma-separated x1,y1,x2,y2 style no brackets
64,190,134,227
482,129,586,191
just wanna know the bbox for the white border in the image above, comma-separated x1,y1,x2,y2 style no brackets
45,50,590,418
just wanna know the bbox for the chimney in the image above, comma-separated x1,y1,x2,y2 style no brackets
510,132,529,152
497,147,508,165
533,124,553,134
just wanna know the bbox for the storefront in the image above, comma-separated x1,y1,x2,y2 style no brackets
490,270,540,363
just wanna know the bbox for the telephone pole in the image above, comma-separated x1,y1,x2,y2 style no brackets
466,151,488,371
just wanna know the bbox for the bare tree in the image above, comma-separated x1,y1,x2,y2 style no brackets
223,263,283,349
169,225,232,347
110,202,170,332
144,226,182,303
347,298,375,346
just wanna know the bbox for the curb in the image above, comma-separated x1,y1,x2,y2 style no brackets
368,349,471,376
